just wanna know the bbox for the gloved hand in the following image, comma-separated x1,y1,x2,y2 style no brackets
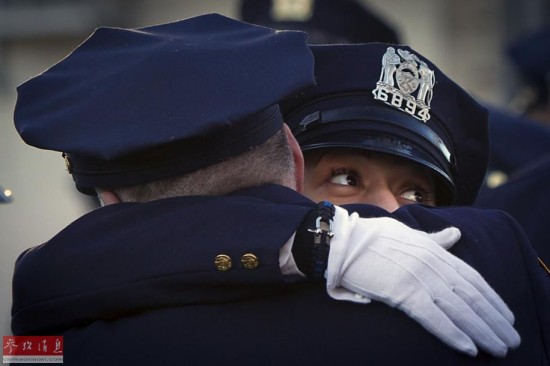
326,206,520,358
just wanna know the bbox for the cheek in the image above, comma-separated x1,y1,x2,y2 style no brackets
302,180,325,202
302,177,344,204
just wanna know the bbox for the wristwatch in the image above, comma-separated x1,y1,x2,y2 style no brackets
293,201,335,280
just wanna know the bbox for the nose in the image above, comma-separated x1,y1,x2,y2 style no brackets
365,188,401,212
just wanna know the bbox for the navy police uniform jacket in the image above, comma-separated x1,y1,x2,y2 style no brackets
486,107,550,177
11,185,550,365
477,154,550,267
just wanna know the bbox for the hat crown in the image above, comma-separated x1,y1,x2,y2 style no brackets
15,13,315,193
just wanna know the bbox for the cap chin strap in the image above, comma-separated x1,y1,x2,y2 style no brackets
71,105,284,195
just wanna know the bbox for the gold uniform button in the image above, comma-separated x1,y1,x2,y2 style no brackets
241,253,259,269
214,254,232,271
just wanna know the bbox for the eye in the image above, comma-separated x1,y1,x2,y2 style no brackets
400,188,429,203
329,169,359,187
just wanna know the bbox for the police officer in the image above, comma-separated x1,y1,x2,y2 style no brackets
283,44,487,207
11,14,528,365
282,42,550,364
476,27,550,272
481,26,550,183
477,154,550,269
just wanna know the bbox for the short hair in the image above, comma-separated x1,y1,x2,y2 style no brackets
109,128,295,202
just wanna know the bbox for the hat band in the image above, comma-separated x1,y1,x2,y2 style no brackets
67,105,284,194
293,105,451,163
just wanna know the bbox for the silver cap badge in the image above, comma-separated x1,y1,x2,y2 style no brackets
372,47,435,122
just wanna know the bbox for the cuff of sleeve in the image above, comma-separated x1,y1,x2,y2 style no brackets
327,286,372,304
280,232,306,277
325,206,354,290
292,202,335,280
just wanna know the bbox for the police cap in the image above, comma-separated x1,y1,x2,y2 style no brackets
282,43,489,205
14,13,315,195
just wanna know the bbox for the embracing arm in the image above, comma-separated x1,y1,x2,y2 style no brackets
290,203,520,358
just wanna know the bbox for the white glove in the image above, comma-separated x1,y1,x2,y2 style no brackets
326,206,520,358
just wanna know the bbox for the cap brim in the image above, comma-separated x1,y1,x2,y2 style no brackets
293,108,456,205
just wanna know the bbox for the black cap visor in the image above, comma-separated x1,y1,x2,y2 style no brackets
293,106,455,204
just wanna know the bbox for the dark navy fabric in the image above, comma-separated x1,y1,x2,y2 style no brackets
476,154,550,266
11,185,550,365
486,106,550,176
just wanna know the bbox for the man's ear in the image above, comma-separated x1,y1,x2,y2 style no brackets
97,190,121,206
283,123,304,193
